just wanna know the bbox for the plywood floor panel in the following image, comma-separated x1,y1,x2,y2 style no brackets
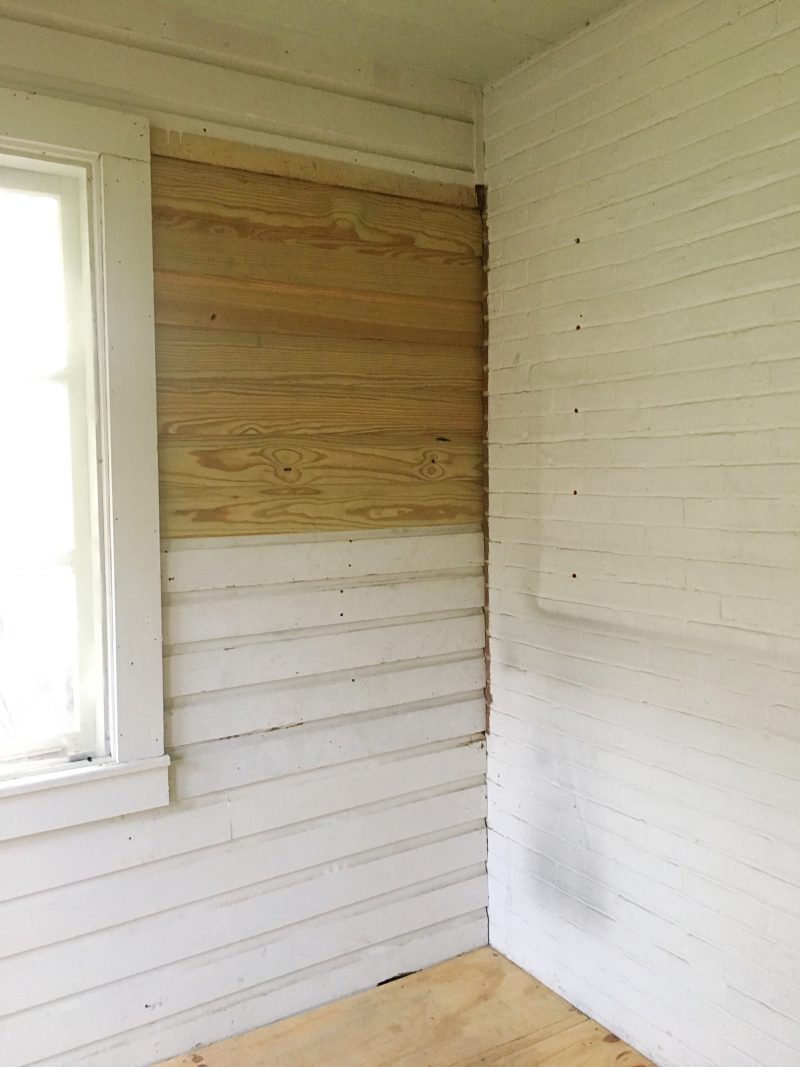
159,947,656,1067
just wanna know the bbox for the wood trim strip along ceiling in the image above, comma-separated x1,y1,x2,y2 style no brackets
150,128,478,208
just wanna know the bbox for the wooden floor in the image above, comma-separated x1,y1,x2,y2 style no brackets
160,947,656,1066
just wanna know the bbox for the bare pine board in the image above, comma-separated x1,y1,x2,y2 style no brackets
154,270,481,345
150,128,478,209
156,389,482,437
158,485,482,537
156,329,482,438
158,434,481,536
151,155,484,537
159,947,656,1067
155,327,483,384
151,157,482,301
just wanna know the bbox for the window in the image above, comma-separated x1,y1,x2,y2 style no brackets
0,89,168,840
0,157,105,773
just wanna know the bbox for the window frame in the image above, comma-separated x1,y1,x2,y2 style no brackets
0,88,168,840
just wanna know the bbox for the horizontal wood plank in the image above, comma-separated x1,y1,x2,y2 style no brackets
0,735,484,903
158,436,480,488
171,699,485,799
158,948,656,1067
165,614,484,698
158,435,482,536
152,159,481,256
152,154,483,536
4,876,487,1062
0,745,485,951
1,825,486,1013
154,270,482,345
68,917,486,1067
157,389,481,436
155,326,483,381
228,737,486,840
159,486,483,537
150,129,478,208
1,523,487,1064
161,528,483,592
153,221,483,303
151,156,481,301
167,657,486,746
164,573,482,644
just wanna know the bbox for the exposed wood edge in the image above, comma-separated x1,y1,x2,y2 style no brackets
476,183,490,738
150,127,478,209
161,524,484,553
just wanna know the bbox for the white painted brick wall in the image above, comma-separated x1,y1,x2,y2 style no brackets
484,2,800,1065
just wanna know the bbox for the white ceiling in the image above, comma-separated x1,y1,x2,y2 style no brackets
160,0,627,84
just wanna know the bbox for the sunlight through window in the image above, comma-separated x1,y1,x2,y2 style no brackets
0,162,104,772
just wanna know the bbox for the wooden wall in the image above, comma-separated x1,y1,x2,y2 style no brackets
0,37,486,1060
151,147,484,538
2,528,487,1065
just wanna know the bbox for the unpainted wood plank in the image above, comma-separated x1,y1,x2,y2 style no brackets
157,388,481,437
158,435,480,490
158,484,483,538
152,221,483,303
151,153,484,535
155,329,482,440
150,129,478,208
465,1017,655,1067
150,158,480,254
158,435,482,537
155,329,483,392
151,158,481,302
154,269,482,346
158,947,657,1067
150,156,480,260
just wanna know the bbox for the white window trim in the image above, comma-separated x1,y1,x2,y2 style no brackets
0,88,168,840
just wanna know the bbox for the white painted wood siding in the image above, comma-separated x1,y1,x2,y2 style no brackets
485,3,800,1067
0,4,475,184
0,526,487,1066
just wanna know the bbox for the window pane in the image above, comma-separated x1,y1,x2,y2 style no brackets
0,188,68,378
0,382,75,559
0,165,104,773
0,565,78,760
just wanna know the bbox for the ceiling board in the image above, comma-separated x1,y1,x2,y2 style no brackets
158,0,628,83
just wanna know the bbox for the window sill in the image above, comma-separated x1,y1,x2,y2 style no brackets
0,754,170,841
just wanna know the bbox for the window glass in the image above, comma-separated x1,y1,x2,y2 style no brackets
0,159,105,774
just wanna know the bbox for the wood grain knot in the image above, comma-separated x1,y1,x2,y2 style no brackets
420,451,447,480
266,447,307,484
